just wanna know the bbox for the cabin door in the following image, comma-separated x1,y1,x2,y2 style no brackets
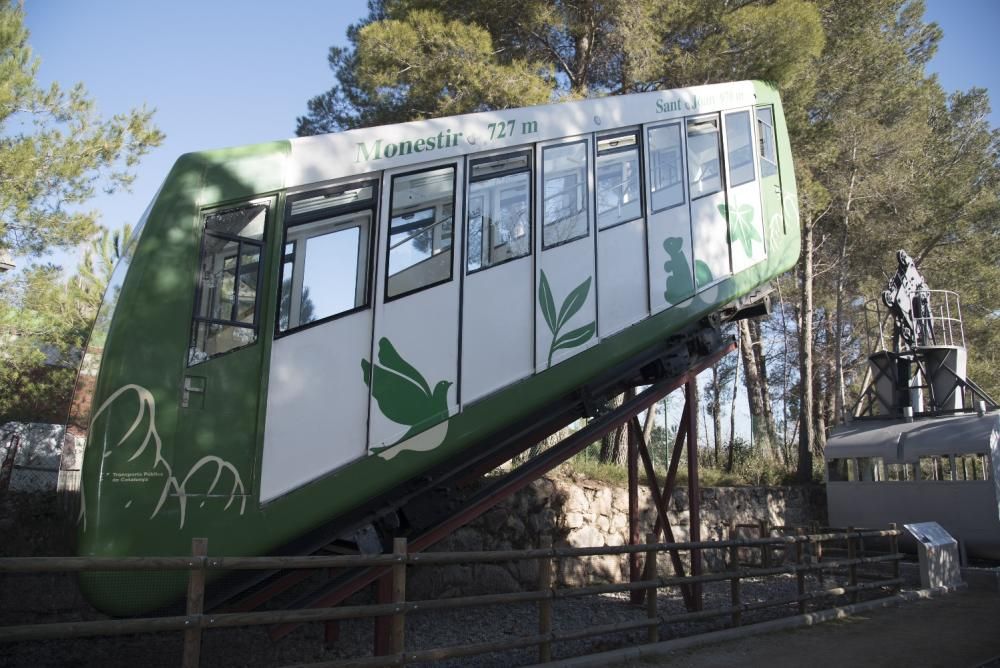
260,180,379,503
723,109,767,273
686,114,731,289
181,199,273,499
755,105,785,251
368,160,462,458
535,136,598,372
461,149,535,404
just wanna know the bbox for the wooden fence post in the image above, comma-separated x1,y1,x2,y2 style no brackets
889,523,900,593
759,519,770,568
390,537,407,659
728,521,740,628
538,535,553,663
847,526,858,603
645,533,658,643
795,528,806,614
182,537,207,668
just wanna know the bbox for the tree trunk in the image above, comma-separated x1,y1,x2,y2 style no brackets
710,364,723,466
738,319,769,459
726,332,741,473
797,220,815,482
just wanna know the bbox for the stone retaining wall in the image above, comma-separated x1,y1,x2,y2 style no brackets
409,476,826,599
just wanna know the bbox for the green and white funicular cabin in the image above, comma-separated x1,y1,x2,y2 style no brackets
72,80,800,614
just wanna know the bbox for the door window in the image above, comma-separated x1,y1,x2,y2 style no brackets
686,117,723,198
467,150,531,272
188,202,268,365
542,141,589,247
279,180,377,333
387,165,456,298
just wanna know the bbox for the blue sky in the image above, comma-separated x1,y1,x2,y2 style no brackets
22,0,998,268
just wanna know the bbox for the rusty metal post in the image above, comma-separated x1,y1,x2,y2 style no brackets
182,538,207,668
685,381,702,611
628,401,642,604
538,535,553,663
728,521,741,627
645,533,658,643
390,537,407,658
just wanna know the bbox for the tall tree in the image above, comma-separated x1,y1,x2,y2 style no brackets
0,1,163,258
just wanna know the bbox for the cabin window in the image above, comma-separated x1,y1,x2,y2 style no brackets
188,201,268,365
542,140,589,248
647,123,684,212
686,117,723,199
724,111,755,187
857,457,883,482
954,454,989,481
278,180,377,333
467,151,531,272
886,463,911,481
596,131,642,229
828,458,851,482
756,106,778,178
387,165,456,299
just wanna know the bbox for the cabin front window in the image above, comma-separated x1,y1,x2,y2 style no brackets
756,106,778,178
188,202,268,365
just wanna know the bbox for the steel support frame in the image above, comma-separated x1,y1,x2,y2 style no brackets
268,339,734,649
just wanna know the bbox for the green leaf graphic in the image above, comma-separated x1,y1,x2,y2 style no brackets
556,276,592,331
538,271,557,334
552,322,596,353
720,203,758,257
538,271,596,367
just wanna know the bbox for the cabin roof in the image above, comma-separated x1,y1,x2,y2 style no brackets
825,411,1000,460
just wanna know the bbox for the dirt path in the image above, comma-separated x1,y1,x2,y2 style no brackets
634,590,1000,668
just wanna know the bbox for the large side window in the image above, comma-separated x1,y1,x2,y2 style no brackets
686,117,723,199
278,180,377,333
542,141,589,247
467,151,531,272
596,131,642,229
189,201,268,365
724,111,755,187
756,106,778,178
387,165,456,299
647,123,684,212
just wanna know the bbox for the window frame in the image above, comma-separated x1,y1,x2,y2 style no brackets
188,199,271,366
541,138,591,250
756,105,779,178
595,129,644,231
384,163,458,303
466,149,533,275
646,121,687,215
723,110,757,188
685,115,725,201
275,178,379,339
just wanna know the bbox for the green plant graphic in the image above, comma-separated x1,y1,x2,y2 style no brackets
538,270,596,367
718,203,760,257
663,237,694,303
362,337,452,441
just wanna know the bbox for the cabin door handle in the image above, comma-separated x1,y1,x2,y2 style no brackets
182,376,206,409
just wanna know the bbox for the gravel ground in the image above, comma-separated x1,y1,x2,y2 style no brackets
0,566,904,668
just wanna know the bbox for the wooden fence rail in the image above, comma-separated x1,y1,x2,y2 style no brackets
0,525,904,667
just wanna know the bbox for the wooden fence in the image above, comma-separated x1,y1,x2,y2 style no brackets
0,525,903,667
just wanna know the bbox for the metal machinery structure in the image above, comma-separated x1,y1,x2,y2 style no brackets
214,319,743,648
826,250,1000,560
